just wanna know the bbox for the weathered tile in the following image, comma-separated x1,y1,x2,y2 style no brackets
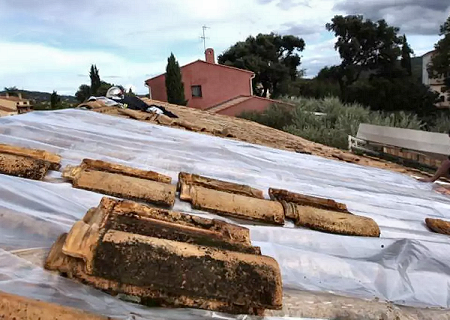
46,198,282,315
184,185,285,225
46,234,265,315
425,218,450,235
0,153,50,180
282,202,380,237
63,161,176,207
0,143,61,170
81,159,171,183
179,172,264,199
269,188,350,213
82,197,259,254
0,290,110,320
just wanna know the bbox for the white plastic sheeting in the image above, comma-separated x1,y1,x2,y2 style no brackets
1,110,450,319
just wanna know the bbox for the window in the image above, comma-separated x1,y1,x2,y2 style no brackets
191,85,202,98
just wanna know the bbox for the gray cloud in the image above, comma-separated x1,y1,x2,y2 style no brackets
280,22,323,36
277,0,310,10
333,0,450,35
256,0,310,10
302,54,341,78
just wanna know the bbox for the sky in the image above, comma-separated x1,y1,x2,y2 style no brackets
0,0,448,95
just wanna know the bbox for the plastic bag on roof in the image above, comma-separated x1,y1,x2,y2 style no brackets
1,109,450,319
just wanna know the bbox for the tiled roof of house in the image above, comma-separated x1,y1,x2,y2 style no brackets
206,96,252,113
0,105,15,112
206,95,294,114
145,60,254,82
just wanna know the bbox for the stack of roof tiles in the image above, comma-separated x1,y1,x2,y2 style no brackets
45,197,283,315
4,142,450,315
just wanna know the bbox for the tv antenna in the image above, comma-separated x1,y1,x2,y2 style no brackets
200,25,210,51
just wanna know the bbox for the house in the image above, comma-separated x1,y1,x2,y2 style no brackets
145,49,290,116
0,92,33,117
422,50,449,108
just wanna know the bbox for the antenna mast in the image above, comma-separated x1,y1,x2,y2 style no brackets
201,25,210,51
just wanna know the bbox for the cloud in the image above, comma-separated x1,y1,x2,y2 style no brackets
300,39,341,77
0,41,199,95
334,0,450,35
0,0,442,94
256,0,311,10
281,22,322,36
277,0,311,10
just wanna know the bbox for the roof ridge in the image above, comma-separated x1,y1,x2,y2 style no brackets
207,96,252,113
145,60,254,83
206,95,246,110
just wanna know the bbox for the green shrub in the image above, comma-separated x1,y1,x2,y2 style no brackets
239,104,294,130
428,112,450,133
239,97,424,149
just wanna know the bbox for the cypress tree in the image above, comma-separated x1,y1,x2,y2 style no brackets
165,53,186,105
401,35,413,76
90,64,101,95
50,90,61,109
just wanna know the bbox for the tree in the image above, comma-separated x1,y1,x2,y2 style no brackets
218,33,305,98
4,86,19,96
75,84,91,102
50,90,61,109
346,77,438,118
165,53,186,105
89,65,101,95
96,81,114,97
126,88,136,97
401,35,414,76
326,15,402,99
428,15,450,92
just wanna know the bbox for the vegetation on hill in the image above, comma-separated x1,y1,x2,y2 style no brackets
1,87,76,104
240,97,427,150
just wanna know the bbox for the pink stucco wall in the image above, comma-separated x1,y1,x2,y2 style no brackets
145,60,254,110
146,75,167,102
217,97,275,117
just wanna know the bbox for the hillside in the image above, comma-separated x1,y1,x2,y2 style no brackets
0,90,77,103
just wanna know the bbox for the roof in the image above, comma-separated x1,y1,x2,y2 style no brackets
206,95,294,113
0,105,15,112
421,49,436,58
206,96,252,113
1,108,450,317
145,60,254,83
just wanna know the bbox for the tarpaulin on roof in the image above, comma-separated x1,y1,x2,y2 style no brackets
1,110,450,319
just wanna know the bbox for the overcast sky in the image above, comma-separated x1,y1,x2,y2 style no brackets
0,0,448,95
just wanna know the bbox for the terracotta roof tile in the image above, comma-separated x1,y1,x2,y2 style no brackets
145,60,254,82
0,105,15,112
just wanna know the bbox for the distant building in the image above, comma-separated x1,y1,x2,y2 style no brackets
0,92,33,116
422,50,450,108
145,48,291,116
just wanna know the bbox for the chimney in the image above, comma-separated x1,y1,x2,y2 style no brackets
18,92,22,100
205,48,215,64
